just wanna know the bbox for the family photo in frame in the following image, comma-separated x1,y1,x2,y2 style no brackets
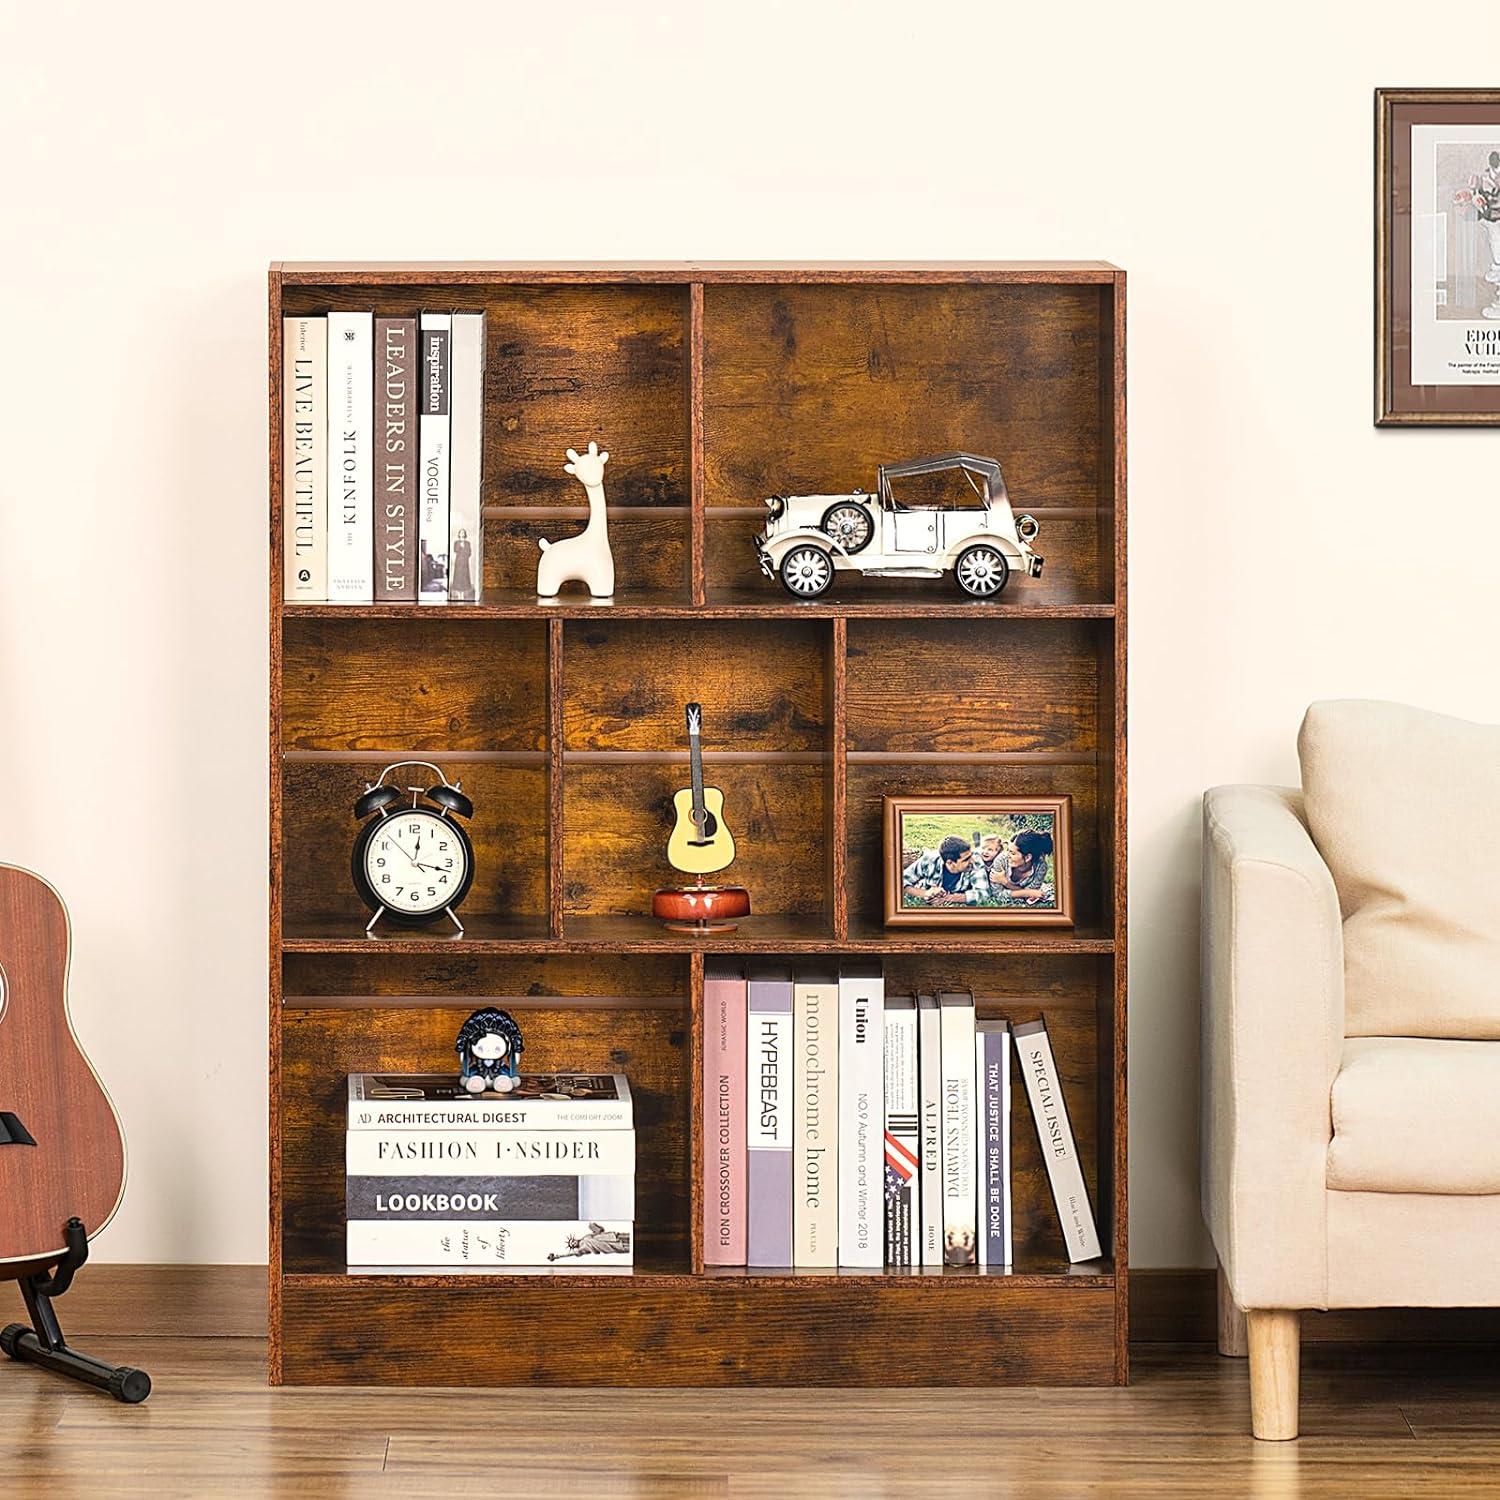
882,794,1075,928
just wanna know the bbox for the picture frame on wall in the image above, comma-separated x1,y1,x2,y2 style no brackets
882,794,1074,928
1377,87,1500,425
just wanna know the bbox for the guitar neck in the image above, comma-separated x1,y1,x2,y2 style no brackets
686,704,706,820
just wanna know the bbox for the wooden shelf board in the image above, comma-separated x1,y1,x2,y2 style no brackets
281,913,552,952
280,589,692,621
287,1260,1111,1291
280,911,1113,956
279,584,1114,623
276,260,1123,287
283,992,687,1011
702,585,1115,619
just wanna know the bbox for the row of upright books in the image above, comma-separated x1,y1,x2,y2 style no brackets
703,962,1100,1269
344,1072,634,1270
281,312,486,605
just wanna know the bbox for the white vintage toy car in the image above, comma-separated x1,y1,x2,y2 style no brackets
753,452,1043,599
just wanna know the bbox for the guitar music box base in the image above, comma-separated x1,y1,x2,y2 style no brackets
652,884,751,933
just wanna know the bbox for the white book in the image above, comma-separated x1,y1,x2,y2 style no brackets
1014,1017,1102,1262
346,1219,634,1268
418,312,452,603
282,316,326,600
346,1129,635,1177
917,994,944,1267
882,995,920,1268
837,960,884,1267
325,311,373,601
346,1073,633,1131
746,966,794,1267
975,1020,1012,1269
792,968,838,1266
447,311,485,603
938,991,977,1266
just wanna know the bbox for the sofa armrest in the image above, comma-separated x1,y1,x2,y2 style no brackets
1201,785,1344,1311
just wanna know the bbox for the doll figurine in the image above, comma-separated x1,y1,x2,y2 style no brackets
455,1007,525,1094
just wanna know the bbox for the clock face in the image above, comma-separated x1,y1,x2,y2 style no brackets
361,808,470,918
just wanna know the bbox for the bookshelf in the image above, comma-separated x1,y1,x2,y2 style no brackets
269,261,1127,1386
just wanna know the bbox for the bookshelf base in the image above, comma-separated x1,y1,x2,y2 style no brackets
276,1272,1122,1386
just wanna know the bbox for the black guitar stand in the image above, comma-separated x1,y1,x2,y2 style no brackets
1,1217,151,1402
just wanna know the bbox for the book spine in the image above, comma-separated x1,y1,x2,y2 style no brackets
1014,1018,1102,1262
347,1099,633,1132
939,993,977,1266
325,312,374,601
346,1130,635,1177
882,998,919,1268
417,313,452,603
837,963,884,1268
793,974,838,1266
702,964,747,1265
976,1024,1011,1268
346,1174,634,1222
746,972,793,1267
917,995,944,1267
281,316,326,600
374,317,418,602
346,1219,634,1267
447,311,486,603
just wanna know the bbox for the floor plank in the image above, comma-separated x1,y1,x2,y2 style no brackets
5,1339,1500,1497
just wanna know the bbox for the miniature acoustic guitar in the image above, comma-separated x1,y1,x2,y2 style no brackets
653,704,750,933
0,865,125,1274
665,703,736,876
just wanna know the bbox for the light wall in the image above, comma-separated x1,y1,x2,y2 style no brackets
1,0,1493,1266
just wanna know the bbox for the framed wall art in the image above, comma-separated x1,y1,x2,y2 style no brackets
1377,88,1500,425
882,794,1074,928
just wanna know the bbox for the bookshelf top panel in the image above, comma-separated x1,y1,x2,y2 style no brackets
273,260,1124,288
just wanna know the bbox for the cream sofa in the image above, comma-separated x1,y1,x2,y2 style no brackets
1202,700,1500,1440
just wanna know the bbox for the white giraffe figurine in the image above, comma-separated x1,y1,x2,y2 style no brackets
536,441,615,598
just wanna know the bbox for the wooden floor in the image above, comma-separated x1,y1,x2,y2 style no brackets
6,1337,1500,1497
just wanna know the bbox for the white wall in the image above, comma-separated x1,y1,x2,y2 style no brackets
2,0,1494,1265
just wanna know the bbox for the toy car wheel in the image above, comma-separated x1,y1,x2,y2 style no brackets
779,544,835,598
820,501,874,554
954,544,1010,598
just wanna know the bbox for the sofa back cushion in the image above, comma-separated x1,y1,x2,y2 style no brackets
1299,699,1500,1038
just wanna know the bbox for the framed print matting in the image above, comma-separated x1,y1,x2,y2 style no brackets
1377,88,1500,425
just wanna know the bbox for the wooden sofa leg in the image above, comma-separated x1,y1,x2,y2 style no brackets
1217,1259,1248,1358
1247,1310,1300,1441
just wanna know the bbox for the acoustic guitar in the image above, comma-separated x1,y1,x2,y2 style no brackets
0,865,125,1275
665,703,737,877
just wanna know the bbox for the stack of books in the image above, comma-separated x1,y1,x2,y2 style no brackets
705,961,1100,1269
345,1072,635,1271
281,311,486,605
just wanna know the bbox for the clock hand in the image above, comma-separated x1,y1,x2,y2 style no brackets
385,834,423,868
389,837,443,874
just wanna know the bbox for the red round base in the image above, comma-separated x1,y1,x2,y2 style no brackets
652,884,751,933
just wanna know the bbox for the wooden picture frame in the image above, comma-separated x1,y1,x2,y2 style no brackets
1376,88,1500,425
882,794,1074,928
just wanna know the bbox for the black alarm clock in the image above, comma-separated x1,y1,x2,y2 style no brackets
352,761,475,933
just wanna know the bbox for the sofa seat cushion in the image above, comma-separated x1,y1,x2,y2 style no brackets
1299,699,1500,1038
1329,1037,1500,1193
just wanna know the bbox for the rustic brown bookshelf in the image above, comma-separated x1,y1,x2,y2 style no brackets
269,261,1127,1386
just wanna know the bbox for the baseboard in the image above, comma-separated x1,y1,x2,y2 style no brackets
1132,1269,1500,1344
9,1266,1498,1346
1,1265,265,1339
